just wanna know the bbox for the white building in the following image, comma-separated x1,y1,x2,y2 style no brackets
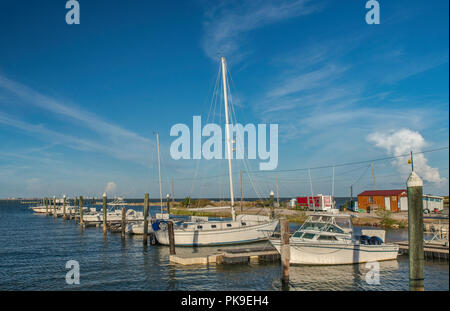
422,195,444,213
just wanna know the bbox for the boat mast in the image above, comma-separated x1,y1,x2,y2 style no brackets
221,57,236,221
155,131,163,214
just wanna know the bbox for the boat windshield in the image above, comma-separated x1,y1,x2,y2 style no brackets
301,222,344,234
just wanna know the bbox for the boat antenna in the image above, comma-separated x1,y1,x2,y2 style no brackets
221,57,236,221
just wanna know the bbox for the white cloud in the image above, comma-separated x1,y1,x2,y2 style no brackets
104,181,117,195
367,129,444,184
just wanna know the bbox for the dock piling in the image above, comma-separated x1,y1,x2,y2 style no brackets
79,196,84,227
74,197,78,224
407,171,425,291
143,193,149,245
102,193,107,235
168,221,176,255
121,206,126,238
45,197,48,216
280,218,290,290
53,196,56,219
63,195,67,220
166,194,170,215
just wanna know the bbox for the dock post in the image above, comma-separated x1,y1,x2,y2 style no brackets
143,193,149,245
407,171,424,291
121,205,126,238
79,196,84,227
166,194,170,215
53,196,57,219
45,197,48,216
63,195,67,220
74,197,78,224
280,218,290,290
168,221,176,255
270,191,275,219
102,193,107,236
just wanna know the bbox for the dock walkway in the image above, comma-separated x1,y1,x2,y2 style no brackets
170,245,280,265
396,240,449,261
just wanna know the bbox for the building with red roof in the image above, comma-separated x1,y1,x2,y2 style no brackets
357,189,407,212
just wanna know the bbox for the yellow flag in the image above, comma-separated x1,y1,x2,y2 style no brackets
408,159,412,164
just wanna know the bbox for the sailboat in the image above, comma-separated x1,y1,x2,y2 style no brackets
126,132,168,235
153,57,279,246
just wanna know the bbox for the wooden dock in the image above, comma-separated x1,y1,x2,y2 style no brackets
169,245,280,265
396,240,449,261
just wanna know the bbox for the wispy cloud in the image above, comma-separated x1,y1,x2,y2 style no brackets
0,75,157,167
201,0,322,61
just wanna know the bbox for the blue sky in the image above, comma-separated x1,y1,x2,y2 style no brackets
0,0,448,199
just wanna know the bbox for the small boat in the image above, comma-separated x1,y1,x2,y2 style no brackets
270,213,399,265
31,205,48,213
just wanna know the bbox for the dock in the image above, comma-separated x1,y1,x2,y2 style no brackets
169,245,280,265
396,240,449,261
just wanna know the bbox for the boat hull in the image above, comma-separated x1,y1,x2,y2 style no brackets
270,239,399,265
155,220,279,246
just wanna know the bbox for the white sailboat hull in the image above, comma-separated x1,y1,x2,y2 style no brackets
270,239,399,265
155,219,279,246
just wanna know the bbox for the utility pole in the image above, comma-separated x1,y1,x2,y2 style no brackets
240,170,243,212
350,185,353,211
371,163,377,190
276,174,279,208
171,179,174,203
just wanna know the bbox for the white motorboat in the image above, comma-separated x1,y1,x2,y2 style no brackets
154,57,279,246
270,213,399,265
31,205,48,213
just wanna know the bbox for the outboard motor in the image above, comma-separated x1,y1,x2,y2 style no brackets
359,235,370,245
369,236,383,245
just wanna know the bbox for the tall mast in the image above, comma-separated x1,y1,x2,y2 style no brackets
221,57,236,221
155,131,163,214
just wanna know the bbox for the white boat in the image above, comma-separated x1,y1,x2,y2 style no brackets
270,213,399,265
155,214,278,246
31,205,48,213
82,208,143,223
154,57,279,246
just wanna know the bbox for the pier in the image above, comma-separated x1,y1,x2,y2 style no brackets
169,245,280,265
396,240,449,261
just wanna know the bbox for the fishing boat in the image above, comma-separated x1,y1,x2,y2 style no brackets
154,57,279,246
82,197,143,223
270,213,399,265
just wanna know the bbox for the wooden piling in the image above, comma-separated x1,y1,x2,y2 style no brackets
63,196,67,220
168,221,176,255
121,206,126,238
102,193,107,235
45,197,48,216
407,171,425,291
143,193,149,245
166,194,170,215
53,196,57,219
79,196,84,226
280,218,290,289
74,197,78,224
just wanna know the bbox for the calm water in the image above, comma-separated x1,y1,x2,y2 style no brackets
0,201,448,291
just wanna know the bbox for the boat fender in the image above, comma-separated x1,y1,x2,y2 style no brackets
152,220,161,231
359,235,370,245
369,236,383,245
